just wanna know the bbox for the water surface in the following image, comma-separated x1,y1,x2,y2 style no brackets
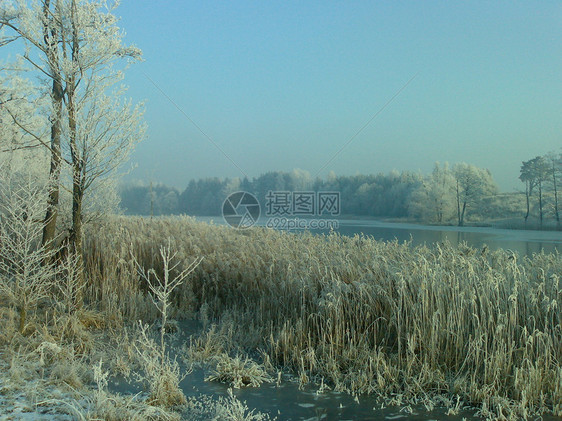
196,216,561,257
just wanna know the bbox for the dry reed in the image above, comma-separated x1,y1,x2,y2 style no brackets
82,215,562,419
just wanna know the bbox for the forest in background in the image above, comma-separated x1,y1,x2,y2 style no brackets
120,154,561,228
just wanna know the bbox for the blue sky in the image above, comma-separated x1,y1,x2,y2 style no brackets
116,1,561,191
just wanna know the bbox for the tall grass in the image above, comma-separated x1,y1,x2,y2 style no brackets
83,215,561,419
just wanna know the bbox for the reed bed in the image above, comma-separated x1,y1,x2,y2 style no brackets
83,215,562,419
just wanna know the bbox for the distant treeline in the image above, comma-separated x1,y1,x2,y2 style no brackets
120,169,420,218
120,155,561,227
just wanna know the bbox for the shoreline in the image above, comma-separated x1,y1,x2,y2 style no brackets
338,215,562,232
172,213,562,233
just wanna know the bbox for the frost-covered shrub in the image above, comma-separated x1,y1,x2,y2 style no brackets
0,168,59,333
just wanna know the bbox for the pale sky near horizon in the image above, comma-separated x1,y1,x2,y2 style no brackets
115,1,561,192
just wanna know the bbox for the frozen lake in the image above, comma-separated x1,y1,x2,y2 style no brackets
196,216,561,257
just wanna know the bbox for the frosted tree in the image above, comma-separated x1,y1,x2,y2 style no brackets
545,152,561,227
1,1,66,250
0,160,60,333
453,163,498,226
63,80,145,270
0,68,51,199
288,168,313,191
409,162,455,223
520,155,559,227
0,65,49,156
519,159,537,224
1,0,145,275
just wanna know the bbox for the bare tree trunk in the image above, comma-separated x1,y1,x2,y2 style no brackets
456,180,461,226
41,0,63,253
150,179,154,219
69,67,82,260
459,201,466,226
538,181,543,228
552,163,559,226
70,181,83,264
42,78,62,250
18,305,26,333
67,82,86,301
68,96,85,303
524,181,530,224
66,0,85,303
